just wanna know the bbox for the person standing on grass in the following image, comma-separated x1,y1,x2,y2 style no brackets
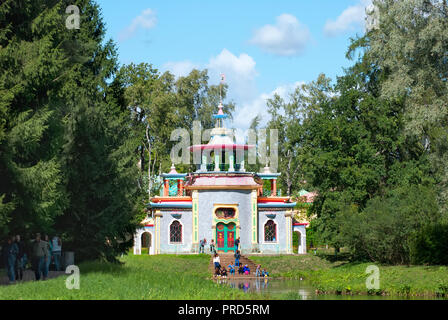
14,235,25,281
199,238,206,254
44,235,52,274
51,235,62,271
210,239,216,254
32,233,48,280
6,236,19,284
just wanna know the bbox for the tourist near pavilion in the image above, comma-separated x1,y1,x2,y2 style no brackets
134,100,311,255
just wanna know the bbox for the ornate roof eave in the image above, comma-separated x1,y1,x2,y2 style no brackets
185,185,260,190
188,144,255,151
151,196,192,203
161,173,188,179
148,202,192,209
258,202,297,208
256,173,281,179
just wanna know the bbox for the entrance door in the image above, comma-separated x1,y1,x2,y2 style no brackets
216,223,236,253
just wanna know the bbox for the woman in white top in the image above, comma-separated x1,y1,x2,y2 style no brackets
213,254,221,270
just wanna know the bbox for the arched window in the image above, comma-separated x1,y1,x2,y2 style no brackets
170,220,182,243
264,220,276,242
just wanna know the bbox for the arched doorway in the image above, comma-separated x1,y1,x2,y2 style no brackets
292,224,307,254
293,230,301,254
216,222,236,253
141,232,152,255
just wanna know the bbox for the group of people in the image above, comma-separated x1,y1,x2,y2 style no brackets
255,264,269,278
212,248,269,278
199,237,241,255
1,233,63,284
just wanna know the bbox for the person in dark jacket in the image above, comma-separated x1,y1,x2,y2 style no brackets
234,250,241,267
235,237,240,251
6,236,19,284
31,233,48,280
15,235,25,281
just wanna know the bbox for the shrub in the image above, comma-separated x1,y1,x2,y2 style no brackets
337,185,440,264
410,223,448,265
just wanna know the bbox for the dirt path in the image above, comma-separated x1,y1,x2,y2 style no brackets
0,269,66,286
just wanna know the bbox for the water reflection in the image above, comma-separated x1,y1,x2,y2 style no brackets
215,277,315,299
214,277,446,300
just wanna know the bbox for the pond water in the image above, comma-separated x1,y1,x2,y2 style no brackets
214,278,445,300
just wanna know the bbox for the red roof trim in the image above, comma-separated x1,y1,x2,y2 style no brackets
293,223,309,226
258,197,290,203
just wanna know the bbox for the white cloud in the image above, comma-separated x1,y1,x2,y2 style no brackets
162,49,258,102
163,61,200,78
119,8,157,42
324,0,372,37
207,49,258,103
249,14,311,56
232,81,304,136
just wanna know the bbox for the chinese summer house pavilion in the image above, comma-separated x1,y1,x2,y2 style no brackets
134,102,309,255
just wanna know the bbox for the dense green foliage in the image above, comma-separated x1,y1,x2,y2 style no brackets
0,0,138,261
410,223,448,265
263,0,448,264
0,0,230,261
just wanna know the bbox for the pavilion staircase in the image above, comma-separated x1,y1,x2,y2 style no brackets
209,253,258,278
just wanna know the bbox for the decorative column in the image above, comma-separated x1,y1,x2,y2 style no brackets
177,180,184,196
163,179,169,196
271,179,277,196
192,190,199,252
240,158,245,172
201,154,207,172
285,211,293,254
214,152,220,171
299,226,307,254
133,232,141,255
154,211,162,254
229,153,235,172
251,189,258,247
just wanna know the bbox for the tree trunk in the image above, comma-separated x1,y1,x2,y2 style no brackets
146,125,152,202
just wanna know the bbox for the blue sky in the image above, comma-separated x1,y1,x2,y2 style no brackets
96,0,371,131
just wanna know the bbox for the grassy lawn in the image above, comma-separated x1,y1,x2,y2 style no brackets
0,253,306,300
250,254,448,297
0,254,267,300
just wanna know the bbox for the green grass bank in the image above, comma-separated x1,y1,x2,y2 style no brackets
0,254,243,300
0,254,295,300
250,254,448,297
